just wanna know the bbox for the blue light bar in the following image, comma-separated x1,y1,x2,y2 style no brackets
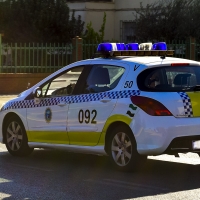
96,42,169,55
116,43,126,50
152,42,167,50
97,43,127,52
126,43,139,50
97,43,113,52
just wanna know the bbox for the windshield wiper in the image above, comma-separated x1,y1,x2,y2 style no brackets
192,85,200,91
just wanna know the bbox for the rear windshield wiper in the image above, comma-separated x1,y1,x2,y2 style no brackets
192,85,200,91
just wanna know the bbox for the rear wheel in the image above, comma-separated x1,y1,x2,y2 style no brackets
108,125,147,171
4,116,33,156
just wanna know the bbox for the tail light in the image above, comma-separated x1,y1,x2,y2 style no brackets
171,63,189,66
131,96,172,116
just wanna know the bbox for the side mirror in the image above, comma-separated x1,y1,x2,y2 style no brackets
27,82,30,89
33,87,42,98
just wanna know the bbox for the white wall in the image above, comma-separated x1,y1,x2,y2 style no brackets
68,3,86,23
115,0,157,8
85,2,115,41
67,0,158,41
68,2,115,41
114,0,158,41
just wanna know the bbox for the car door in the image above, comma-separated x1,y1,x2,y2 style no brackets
137,65,200,118
26,65,86,144
67,61,129,146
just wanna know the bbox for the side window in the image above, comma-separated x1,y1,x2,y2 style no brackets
144,69,164,89
137,66,200,92
41,66,84,97
84,65,125,93
166,70,197,87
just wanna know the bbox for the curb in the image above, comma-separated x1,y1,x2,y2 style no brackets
0,95,17,98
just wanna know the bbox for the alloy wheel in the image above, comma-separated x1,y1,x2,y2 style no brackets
111,132,132,166
6,121,23,151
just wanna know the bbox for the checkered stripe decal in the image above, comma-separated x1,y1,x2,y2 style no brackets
178,92,193,117
2,90,140,110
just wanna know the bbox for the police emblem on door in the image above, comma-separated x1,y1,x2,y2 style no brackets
45,107,52,123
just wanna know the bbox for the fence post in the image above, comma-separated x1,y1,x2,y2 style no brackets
0,34,2,72
72,36,83,62
186,37,196,60
15,43,17,73
0,33,2,71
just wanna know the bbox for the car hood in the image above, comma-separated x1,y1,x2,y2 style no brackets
1,88,33,111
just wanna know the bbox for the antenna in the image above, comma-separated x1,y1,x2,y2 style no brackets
160,55,166,59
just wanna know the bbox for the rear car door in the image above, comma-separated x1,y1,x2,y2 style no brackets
137,64,200,118
67,61,129,146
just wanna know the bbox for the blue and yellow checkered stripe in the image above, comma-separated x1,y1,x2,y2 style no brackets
3,91,196,118
2,90,141,110
178,92,193,117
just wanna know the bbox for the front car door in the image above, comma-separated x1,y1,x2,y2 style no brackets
67,61,129,146
26,65,85,144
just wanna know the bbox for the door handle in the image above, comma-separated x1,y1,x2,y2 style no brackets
100,98,111,103
57,101,67,107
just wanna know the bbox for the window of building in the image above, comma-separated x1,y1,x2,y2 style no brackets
120,21,136,43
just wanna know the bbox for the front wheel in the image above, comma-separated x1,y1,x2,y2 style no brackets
108,125,147,171
4,116,33,156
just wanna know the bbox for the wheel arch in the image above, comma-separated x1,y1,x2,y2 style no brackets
104,121,135,154
2,112,23,143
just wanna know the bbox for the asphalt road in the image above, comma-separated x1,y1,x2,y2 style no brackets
1,96,200,199
1,145,200,200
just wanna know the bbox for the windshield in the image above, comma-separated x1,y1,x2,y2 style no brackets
137,65,200,92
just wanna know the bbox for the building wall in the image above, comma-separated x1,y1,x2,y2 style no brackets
67,0,157,41
68,2,86,22
68,2,115,41
114,0,157,41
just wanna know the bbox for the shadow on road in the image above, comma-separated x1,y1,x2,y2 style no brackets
0,149,200,199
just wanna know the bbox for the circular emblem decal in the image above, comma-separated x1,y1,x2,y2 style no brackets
45,107,52,123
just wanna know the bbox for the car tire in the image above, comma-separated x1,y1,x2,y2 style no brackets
4,116,33,156
108,125,147,171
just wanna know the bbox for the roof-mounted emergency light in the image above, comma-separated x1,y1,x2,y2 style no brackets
97,43,127,52
152,42,167,50
126,43,139,50
116,43,126,50
96,42,173,57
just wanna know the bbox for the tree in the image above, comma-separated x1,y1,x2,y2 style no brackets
132,0,200,41
81,12,106,58
0,0,84,43
82,12,106,44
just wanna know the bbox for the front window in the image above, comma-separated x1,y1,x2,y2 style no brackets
137,66,200,91
84,65,125,93
41,66,84,97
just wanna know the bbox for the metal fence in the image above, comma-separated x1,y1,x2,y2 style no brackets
0,38,198,74
167,40,186,59
83,40,98,60
0,43,73,73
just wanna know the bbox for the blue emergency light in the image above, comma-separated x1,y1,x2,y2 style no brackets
97,43,113,52
96,41,173,57
97,42,167,52
116,43,126,50
151,42,167,50
126,43,139,50
97,43,127,52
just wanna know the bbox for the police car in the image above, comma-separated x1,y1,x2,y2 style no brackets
1,42,200,171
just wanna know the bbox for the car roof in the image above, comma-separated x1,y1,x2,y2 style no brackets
92,56,200,67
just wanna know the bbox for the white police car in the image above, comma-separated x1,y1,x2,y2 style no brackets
1,42,200,171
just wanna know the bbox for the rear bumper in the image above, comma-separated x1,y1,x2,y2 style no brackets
130,110,200,155
163,136,200,154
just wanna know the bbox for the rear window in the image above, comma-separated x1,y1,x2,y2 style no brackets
137,66,200,91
